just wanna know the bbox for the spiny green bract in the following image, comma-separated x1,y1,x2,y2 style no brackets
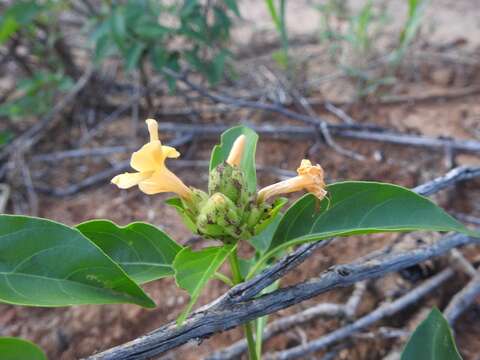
176,162,285,243
208,162,250,207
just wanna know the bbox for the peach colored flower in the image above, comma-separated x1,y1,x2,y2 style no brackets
257,159,327,202
111,119,191,200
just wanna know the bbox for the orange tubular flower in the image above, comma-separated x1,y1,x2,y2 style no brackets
111,119,192,200
257,159,327,202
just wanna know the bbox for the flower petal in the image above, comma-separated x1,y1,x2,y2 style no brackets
258,159,326,202
162,145,180,158
111,171,153,189
146,118,159,141
130,141,165,172
226,134,246,166
138,167,191,199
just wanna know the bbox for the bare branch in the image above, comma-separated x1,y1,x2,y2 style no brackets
86,233,478,360
207,303,346,360
444,272,480,325
158,122,480,156
0,66,93,163
412,166,480,195
162,68,328,127
32,146,136,162
449,248,477,277
34,135,193,196
207,282,366,360
324,103,354,124
264,269,454,360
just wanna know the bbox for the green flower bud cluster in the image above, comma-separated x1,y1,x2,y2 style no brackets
208,163,250,208
198,163,253,242
170,162,286,243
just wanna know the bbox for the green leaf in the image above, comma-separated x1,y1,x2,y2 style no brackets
207,50,228,84
174,245,233,324
255,197,288,236
181,0,199,18
224,0,241,17
150,46,168,72
0,17,19,44
0,337,46,360
94,34,113,63
269,181,477,253
166,197,198,233
238,256,256,279
124,42,146,71
0,215,154,308
210,126,258,194
76,220,182,285
135,22,171,39
250,214,282,254
0,131,13,147
401,308,462,360
109,6,128,49
164,52,180,93
4,1,42,25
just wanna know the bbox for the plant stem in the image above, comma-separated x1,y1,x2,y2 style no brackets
229,249,259,360
213,271,234,286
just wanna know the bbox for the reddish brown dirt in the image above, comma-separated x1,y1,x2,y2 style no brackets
2,86,480,359
2,1,480,359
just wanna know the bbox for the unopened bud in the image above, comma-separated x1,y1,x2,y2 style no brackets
196,193,243,241
209,163,249,207
226,135,246,167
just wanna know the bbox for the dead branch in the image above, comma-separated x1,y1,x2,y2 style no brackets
35,160,130,197
158,70,480,157
444,272,480,325
162,68,348,128
207,303,346,360
31,146,136,162
263,269,454,360
0,66,93,164
34,135,193,197
262,67,365,161
84,167,480,360
452,213,480,226
369,86,480,106
207,282,366,360
411,166,480,195
324,103,354,124
86,234,478,360
78,97,140,146
158,122,480,156
449,248,477,277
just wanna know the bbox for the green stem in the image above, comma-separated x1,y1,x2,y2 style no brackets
213,271,234,287
229,249,259,360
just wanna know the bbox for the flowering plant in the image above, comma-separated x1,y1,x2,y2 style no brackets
0,122,475,359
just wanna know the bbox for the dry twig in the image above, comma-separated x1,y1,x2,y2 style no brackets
0,66,93,163
263,269,454,360
207,282,367,360
87,232,475,360
158,122,480,156
444,272,480,325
